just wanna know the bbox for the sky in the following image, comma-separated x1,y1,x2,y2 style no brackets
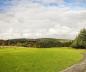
0,0,86,39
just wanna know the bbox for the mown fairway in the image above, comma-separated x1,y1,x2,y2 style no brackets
0,47,84,72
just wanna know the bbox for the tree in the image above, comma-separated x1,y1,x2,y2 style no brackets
71,28,86,49
36,38,62,48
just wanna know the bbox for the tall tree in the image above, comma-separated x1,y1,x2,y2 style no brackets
71,28,86,48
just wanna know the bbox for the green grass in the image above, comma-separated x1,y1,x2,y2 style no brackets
0,47,85,72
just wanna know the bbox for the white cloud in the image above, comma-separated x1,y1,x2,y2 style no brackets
41,0,64,4
49,24,72,34
0,1,86,39
32,0,64,4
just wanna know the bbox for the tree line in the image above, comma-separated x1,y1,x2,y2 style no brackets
0,28,86,49
0,38,72,48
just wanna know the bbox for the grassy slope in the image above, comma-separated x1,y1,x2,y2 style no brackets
0,47,84,72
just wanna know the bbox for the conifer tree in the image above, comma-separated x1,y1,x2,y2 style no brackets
71,28,86,48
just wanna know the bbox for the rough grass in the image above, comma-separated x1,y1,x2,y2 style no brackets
0,47,85,72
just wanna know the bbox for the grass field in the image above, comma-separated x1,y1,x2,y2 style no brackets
0,47,85,72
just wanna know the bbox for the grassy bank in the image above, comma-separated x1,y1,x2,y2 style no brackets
0,47,84,72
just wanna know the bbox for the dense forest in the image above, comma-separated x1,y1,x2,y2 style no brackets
0,38,72,48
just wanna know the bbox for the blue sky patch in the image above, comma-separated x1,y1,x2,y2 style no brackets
0,0,86,12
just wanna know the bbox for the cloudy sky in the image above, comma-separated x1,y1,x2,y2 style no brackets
0,0,86,39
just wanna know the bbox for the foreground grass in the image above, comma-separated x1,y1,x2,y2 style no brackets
0,47,85,72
